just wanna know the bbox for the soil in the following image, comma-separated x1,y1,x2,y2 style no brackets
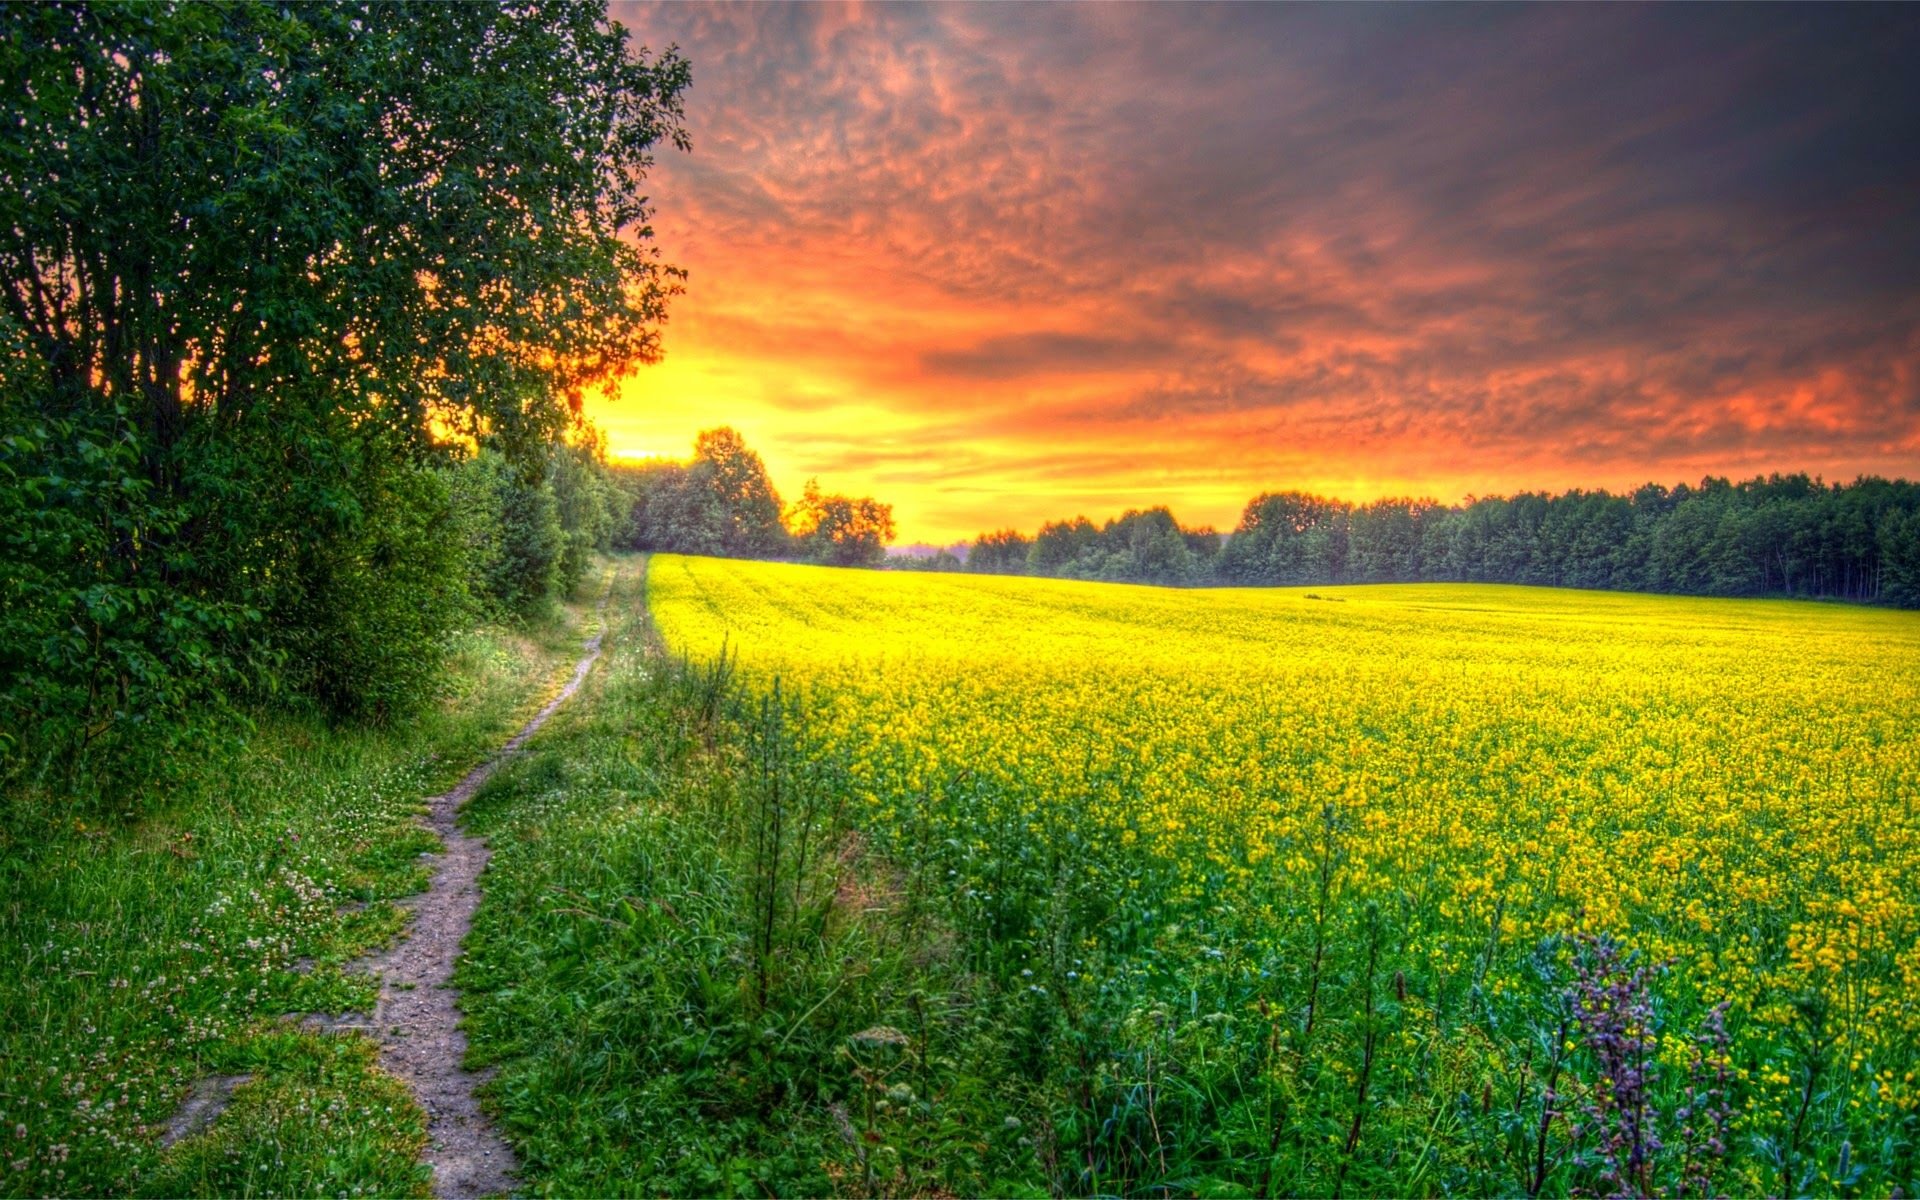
352,592,611,1198
159,1074,252,1148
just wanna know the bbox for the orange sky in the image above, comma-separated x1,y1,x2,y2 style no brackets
588,3,1920,545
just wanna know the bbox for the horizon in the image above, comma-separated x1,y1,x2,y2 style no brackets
588,3,1920,545
609,445,1916,544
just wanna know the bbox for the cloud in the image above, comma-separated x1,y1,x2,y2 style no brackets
593,1,1920,542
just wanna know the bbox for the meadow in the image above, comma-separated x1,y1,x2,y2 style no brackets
0,582,609,1198
615,555,1919,1196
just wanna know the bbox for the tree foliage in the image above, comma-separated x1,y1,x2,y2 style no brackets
612,427,897,566
970,474,1920,604
1,1,688,789
615,426,789,557
966,530,1032,575
693,427,788,556
789,479,896,567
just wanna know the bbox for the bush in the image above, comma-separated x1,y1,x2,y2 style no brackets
0,392,248,793
551,439,621,599
487,463,566,622
270,455,474,723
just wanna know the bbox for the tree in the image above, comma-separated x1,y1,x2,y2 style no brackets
1881,509,1920,608
616,460,721,554
979,476,1919,605
1028,517,1100,574
613,427,790,557
1218,493,1351,585
888,549,966,573
1098,507,1207,585
967,530,1031,575
551,430,622,599
691,428,788,556
1,1,690,775
790,480,896,567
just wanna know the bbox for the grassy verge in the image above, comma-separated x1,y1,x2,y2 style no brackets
0,565,610,1198
459,559,1044,1198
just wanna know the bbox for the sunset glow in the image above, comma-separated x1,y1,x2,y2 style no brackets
591,3,1920,543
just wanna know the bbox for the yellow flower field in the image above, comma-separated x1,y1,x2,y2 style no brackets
648,553,1920,1193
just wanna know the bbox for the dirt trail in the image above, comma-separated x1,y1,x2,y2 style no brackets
353,583,612,1198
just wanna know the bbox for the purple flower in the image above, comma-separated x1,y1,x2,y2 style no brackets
1673,1002,1732,1198
1566,935,1662,1199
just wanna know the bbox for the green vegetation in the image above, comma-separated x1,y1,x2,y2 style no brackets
0,1,685,800
460,564,1033,1197
454,556,1920,1197
967,475,1920,602
614,427,898,567
0,585,603,1197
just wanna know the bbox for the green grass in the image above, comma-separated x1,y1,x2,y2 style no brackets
15,553,1912,1196
0,573,607,1197
459,561,1046,1198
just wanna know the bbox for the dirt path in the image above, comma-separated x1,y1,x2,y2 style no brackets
354,584,612,1198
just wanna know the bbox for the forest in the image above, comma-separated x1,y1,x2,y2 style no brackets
958,475,1920,604
596,425,1920,609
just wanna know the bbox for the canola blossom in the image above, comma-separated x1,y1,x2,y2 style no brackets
648,553,1920,1193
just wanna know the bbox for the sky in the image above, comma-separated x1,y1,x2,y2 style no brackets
590,2,1920,545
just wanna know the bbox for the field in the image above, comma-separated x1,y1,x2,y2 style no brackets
630,554,1920,1196
19,551,1914,1197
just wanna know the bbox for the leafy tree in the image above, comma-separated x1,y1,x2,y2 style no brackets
1348,499,1435,583
964,510,1218,586
1,1,689,781
462,436,618,621
274,450,473,722
614,427,790,557
987,476,1919,606
1029,517,1101,574
617,460,722,554
967,530,1032,575
693,428,788,556
551,430,623,599
790,480,896,567
488,466,567,622
888,549,967,572
1218,493,1352,585
0,390,244,784
1082,507,1212,585
1881,509,1920,607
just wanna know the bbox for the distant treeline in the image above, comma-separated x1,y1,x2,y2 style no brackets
945,475,1920,606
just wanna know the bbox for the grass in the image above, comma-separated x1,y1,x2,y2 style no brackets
459,560,1047,1197
0,568,608,1198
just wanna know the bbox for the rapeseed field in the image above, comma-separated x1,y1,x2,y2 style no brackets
648,554,1920,1195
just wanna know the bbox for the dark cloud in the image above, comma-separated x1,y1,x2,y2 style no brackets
919,332,1173,381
